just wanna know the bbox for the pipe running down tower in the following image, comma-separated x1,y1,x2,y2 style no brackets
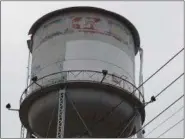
19,6,145,138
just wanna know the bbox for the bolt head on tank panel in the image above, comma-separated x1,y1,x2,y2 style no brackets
19,6,145,138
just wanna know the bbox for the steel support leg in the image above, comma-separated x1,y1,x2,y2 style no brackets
56,87,66,138
20,124,25,138
135,111,144,138
26,130,32,138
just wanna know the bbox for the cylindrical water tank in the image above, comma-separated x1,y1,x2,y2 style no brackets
19,6,145,138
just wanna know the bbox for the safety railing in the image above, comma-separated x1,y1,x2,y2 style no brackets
20,70,144,104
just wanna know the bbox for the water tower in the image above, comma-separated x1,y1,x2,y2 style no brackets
19,6,145,138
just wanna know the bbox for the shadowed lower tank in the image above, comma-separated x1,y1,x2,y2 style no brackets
19,6,145,138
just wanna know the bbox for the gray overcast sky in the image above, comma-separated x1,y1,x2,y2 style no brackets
1,1,184,138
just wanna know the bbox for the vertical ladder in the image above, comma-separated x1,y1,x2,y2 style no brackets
56,87,67,138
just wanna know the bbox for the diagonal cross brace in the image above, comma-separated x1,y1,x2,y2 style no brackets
66,93,92,137
117,113,137,138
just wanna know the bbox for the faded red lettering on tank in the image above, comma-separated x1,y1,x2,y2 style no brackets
72,17,83,29
83,17,100,30
72,16,100,30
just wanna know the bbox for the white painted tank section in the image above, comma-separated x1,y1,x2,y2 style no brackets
65,40,134,82
30,12,136,92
